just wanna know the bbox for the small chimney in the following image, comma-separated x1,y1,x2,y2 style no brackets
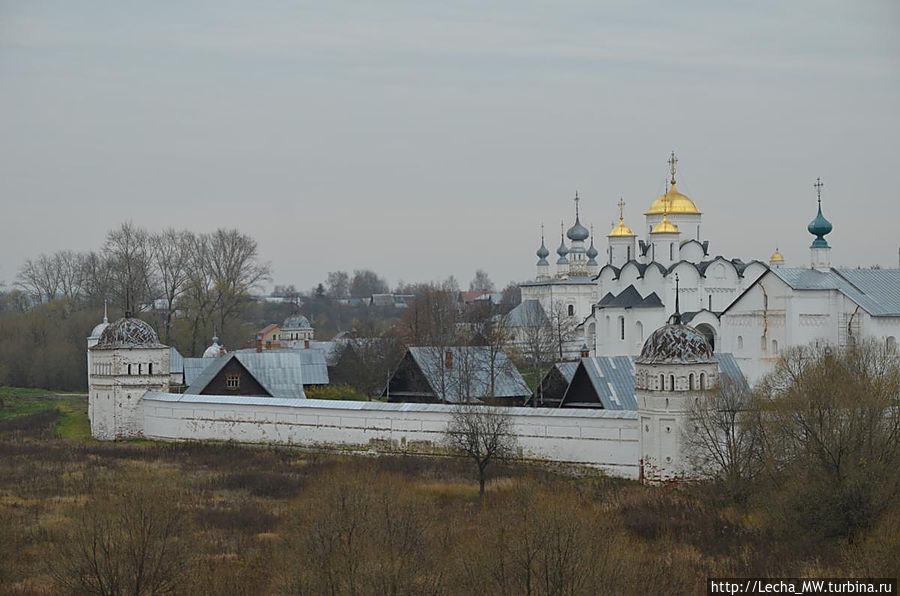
445,349,453,369
255,336,262,353
304,338,310,349
580,343,590,358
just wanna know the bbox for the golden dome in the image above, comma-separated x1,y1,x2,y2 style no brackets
645,183,701,215
650,215,679,234
608,216,636,237
769,248,784,264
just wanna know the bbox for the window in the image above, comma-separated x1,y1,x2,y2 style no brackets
148,363,153,375
669,374,675,391
635,321,644,342
619,316,625,340
225,374,240,390
700,373,706,390
659,374,665,390
567,304,574,316
127,364,132,375
689,373,695,391
772,340,778,354
761,336,767,352
627,246,632,261
669,243,674,261
138,363,142,375
737,336,743,350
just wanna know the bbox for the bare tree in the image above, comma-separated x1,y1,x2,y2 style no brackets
150,229,193,342
104,222,153,312
445,403,518,500
325,271,350,299
684,376,762,500
469,269,495,293
52,485,188,596
465,301,513,399
349,269,388,298
205,228,271,340
17,253,61,303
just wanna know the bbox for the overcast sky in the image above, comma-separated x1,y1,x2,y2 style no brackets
2,1,899,291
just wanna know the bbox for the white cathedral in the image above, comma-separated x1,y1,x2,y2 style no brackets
520,154,900,384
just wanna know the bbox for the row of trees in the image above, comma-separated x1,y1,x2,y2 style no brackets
687,340,900,541
13,222,270,354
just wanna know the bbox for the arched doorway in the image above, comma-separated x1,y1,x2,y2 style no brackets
695,323,716,351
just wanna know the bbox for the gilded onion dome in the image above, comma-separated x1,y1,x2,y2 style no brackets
645,183,701,215
650,214,679,234
608,216,636,237
645,152,700,215
769,248,784,264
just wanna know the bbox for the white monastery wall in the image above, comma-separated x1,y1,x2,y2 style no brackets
141,393,641,479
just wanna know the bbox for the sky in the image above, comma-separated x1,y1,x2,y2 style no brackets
2,1,899,291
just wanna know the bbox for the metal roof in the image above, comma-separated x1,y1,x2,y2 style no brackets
184,351,307,399
560,352,747,410
143,391,637,419
233,348,330,384
169,347,184,374
304,340,346,366
406,346,531,402
771,268,900,316
506,300,548,327
183,357,210,386
597,285,663,309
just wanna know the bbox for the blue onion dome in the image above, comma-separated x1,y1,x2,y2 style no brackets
637,323,715,365
93,315,165,350
807,201,832,248
536,238,550,263
566,217,590,242
586,237,599,260
556,236,569,260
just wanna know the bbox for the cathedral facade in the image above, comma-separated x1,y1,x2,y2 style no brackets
520,156,900,383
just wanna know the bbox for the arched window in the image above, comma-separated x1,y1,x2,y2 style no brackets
669,243,674,261
699,373,706,390
669,374,676,391
567,304,575,316
659,374,665,390
587,322,596,348
635,320,644,343
138,363,142,375
127,363,132,375
619,316,625,341
888,336,897,352
148,363,153,375
689,373,695,391
737,335,743,350
627,245,632,260
772,340,778,354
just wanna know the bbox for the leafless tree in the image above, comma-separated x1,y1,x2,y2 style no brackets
17,253,61,303
469,269,495,293
150,228,193,342
445,403,517,500
325,271,350,299
104,222,153,312
465,302,513,399
80,251,114,305
52,485,188,596
755,340,900,537
684,376,763,500
205,228,271,335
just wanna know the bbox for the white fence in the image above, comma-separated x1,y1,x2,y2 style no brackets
142,393,641,478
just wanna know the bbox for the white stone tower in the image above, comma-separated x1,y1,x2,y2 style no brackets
88,314,170,440
636,282,718,481
607,198,637,267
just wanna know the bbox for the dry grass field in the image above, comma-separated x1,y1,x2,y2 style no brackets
0,390,896,595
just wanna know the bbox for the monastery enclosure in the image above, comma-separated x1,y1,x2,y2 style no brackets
142,393,641,478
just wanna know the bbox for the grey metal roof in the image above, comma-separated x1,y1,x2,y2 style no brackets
234,347,330,384
555,361,579,383
304,340,345,366
560,353,747,410
769,268,900,317
406,346,530,402
169,347,184,374
183,357,211,386
143,391,638,419
506,300,548,327
597,286,663,310
185,351,307,399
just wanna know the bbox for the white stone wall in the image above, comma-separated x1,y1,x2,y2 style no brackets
140,394,641,478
